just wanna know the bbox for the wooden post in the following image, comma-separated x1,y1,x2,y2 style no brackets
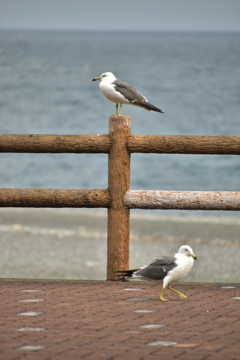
107,116,131,280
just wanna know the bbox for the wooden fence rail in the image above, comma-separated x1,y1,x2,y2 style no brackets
0,134,111,153
1,134,240,154
127,135,240,154
1,115,240,279
124,190,240,211
0,189,110,208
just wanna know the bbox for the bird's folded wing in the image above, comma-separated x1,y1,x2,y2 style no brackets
114,79,147,102
136,256,177,280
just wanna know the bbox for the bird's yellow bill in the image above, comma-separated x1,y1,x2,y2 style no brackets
92,77,100,81
190,253,197,260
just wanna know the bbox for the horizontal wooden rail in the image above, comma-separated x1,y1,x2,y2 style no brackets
3,188,240,211
1,134,240,155
0,188,111,208
124,190,240,211
127,135,240,154
0,134,111,153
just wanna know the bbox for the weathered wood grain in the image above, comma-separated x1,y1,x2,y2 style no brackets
0,134,111,153
2,134,240,154
124,190,240,210
127,135,240,154
0,188,111,208
107,116,131,280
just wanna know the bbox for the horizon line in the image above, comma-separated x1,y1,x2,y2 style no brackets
0,28,240,34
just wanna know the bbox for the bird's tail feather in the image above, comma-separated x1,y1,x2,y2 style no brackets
131,100,164,113
114,269,139,278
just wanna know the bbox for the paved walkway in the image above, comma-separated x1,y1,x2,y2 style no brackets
0,279,239,360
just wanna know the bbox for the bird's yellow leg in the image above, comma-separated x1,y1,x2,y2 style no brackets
120,103,123,115
168,285,187,298
159,285,168,301
116,103,119,115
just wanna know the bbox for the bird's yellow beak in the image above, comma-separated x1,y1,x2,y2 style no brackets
92,77,101,81
190,253,198,260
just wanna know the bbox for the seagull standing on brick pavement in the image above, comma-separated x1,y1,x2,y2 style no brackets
115,245,197,301
92,72,164,116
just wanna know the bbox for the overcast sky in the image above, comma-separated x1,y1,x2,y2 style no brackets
1,0,240,32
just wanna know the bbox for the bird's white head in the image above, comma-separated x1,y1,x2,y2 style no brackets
92,72,116,82
178,245,197,260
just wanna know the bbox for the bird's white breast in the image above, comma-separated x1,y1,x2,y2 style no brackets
163,255,194,287
99,82,130,104
176,255,194,278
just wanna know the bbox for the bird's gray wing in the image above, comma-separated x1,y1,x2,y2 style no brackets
135,256,177,280
113,79,164,113
113,79,147,102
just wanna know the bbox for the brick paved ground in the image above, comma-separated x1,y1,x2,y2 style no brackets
0,279,239,360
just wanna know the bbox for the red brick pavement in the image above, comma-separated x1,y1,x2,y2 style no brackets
0,279,239,360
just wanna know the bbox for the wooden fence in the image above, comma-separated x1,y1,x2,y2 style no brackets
1,115,240,280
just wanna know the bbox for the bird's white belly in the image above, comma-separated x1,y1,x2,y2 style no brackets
99,83,130,104
163,256,194,287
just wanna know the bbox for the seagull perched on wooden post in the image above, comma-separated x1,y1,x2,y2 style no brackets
92,72,164,115
115,245,197,301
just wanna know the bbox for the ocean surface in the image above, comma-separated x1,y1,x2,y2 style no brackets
0,30,240,205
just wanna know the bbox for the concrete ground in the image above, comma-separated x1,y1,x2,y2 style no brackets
0,279,239,360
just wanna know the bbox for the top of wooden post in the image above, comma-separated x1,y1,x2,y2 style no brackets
109,115,131,133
